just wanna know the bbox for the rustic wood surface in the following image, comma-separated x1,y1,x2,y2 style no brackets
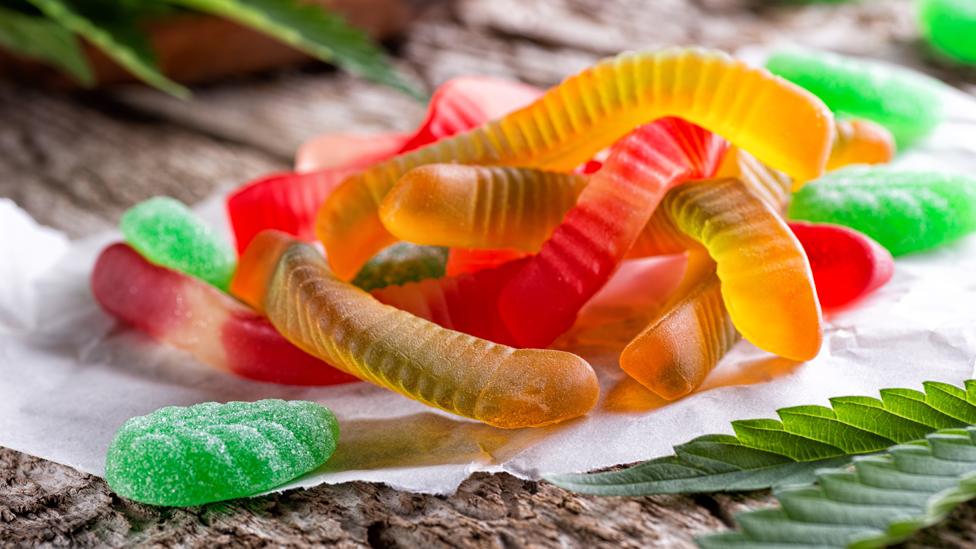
2,0,975,546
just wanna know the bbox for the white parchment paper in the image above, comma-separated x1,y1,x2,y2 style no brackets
2,70,976,497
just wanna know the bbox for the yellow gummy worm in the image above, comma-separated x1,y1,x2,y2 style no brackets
827,118,895,171
231,231,599,429
380,165,587,251
620,252,739,400
316,47,834,279
661,178,822,361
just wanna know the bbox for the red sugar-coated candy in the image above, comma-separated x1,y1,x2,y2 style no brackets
788,221,894,310
92,243,357,386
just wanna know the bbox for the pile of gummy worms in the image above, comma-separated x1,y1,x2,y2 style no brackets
94,46,976,435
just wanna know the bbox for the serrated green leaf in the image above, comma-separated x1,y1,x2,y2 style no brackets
0,5,93,84
547,381,976,496
171,0,421,98
25,0,188,97
697,427,976,548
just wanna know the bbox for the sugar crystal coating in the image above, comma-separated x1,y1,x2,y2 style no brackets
105,400,339,506
120,197,237,291
766,47,945,148
788,166,976,256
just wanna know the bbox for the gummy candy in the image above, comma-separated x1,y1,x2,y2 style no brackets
659,178,822,361
620,253,737,400
105,400,339,506
380,165,587,251
318,47,834,279
497,118,728,348
788,166,976,256
232,231,599,429
446,248,527,276
230,77,541,254
351,242,447,291
120,197,236,291
788,222,894,310
827,118,895,171
920,0,976,65
765,47,945,148
92,243,356,386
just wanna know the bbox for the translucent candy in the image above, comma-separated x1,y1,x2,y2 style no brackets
120,197,236,291
765,47,945,148
318,47,834,279
620,253,737,400
496,118,728,348
232,231,599,429
105,400,339,506
827,118,895,171
788,222,894,311
920,0,976,65
788,166,976,256
662,178,822,361
445,248,527,276
231,76,541,255
351,242,447,291
380,165,587,251
92,243,356,386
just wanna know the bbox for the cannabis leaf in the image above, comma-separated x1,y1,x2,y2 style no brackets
698,427,976,548
173,0,420,98
547,380,976,495
25,0,189,97
0,5,92,84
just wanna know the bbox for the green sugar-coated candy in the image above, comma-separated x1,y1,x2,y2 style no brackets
766,48,945,149
352,242,447,291
120,197,236,291
106,400,339,506
920,0,976,65
788,166,976,256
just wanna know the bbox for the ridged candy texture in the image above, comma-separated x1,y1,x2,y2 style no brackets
231,231,599,429
662,178,822,361
788,166,976,256
920,0,976,65
317,47,834,279
380,165,587,251
620,254,738,400
120,197,236,291
766,47,945,149
92,243,356,386
105,400,339,506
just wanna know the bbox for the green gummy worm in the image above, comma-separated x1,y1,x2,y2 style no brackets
788,166,976,256
766,47,945,149
105,400,340,506
352,242,448,291
120,197,237,291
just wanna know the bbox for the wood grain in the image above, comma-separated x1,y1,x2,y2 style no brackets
2,0,976,546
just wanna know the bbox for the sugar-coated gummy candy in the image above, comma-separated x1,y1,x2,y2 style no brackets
381,165,586,251
827,118,895,171
318,47,833,280
231,231,599,429
231,77,540,255
351,242,448,291
765,47,945,149
121,197,236,291
920,0,976,65
620,253,737,400
105,400,339,506
788,222,894,311
92,243,356,386
788,166,976,256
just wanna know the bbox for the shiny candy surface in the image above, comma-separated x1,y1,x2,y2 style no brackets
318,47,834,279
766,47,944,149
788,222,894,311
92,243,356,386
920,0,976,65
827,118,896,171
232,231,599,429
106,400,339,506
120,197,236,291
788,166,976,256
